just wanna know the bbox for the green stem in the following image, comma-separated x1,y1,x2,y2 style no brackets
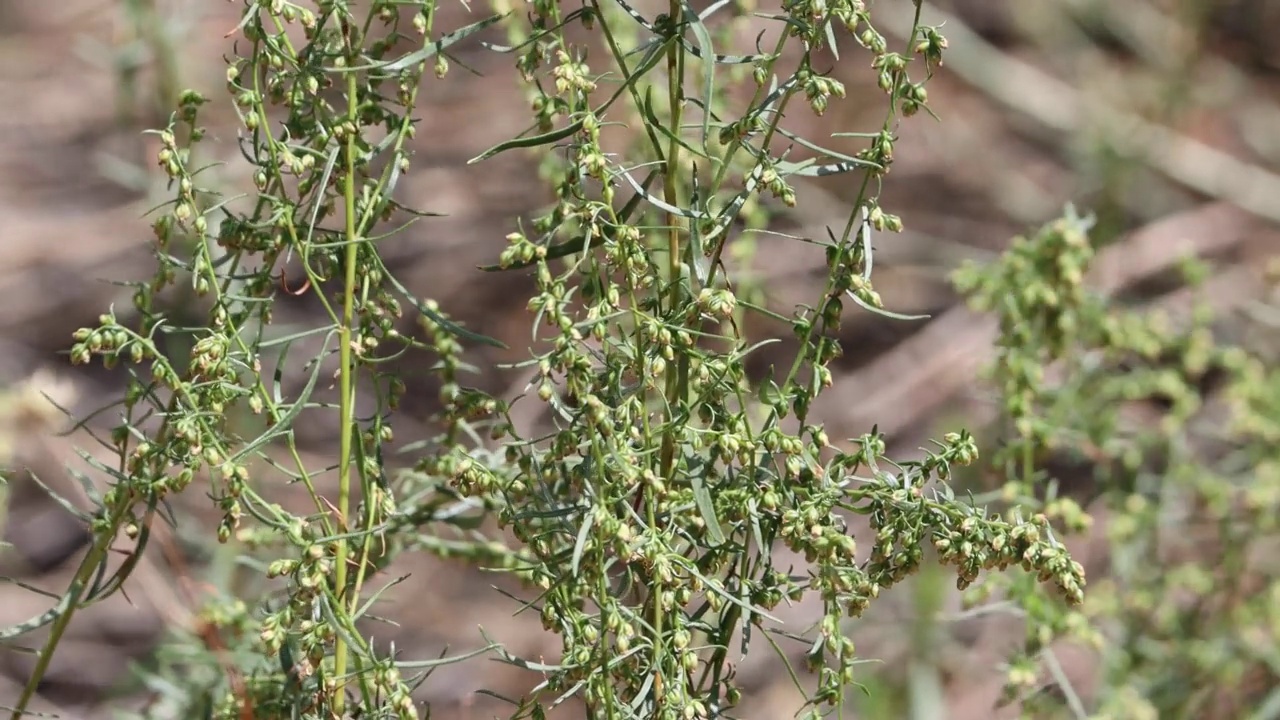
9,495,129,720
331,65,362,719
654,9,687,483
653,0,689,703
780,9,925,413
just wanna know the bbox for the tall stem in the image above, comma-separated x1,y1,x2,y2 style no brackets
653,0,688,703
332,66,362,718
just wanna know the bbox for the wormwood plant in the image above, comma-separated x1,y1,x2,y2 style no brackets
445,0,1089,718
955,218,1280,717
3,1,1090,719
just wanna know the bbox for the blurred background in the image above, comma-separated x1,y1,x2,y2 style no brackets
0,0,1278,717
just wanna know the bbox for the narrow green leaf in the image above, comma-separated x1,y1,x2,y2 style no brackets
676,559,782,623
613,0,765,64
682,0,717,146
379,258,508,347
468,119,585,165
618,168,707,219
639,88,709,160
846,290,931,321
304,145,341,245
759,378,784,407
353,575,410,621
768,125,880,167
335,13,509,73
690,473,726,546
0,595,71,640
231,333,333,463
22,470,94,523
748,496,766,553
571,509,595,577
481,9,587,53
776,158,877,177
